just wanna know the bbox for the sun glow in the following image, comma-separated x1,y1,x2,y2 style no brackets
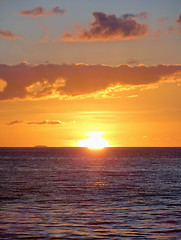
78,132,110,149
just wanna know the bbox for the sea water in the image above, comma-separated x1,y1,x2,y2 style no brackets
0,147,181,239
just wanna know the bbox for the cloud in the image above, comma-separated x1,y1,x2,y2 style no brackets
157,18,164,24
157,17,169,24
0,78,7,92
63,11,149,41
154,29,161,39
167,25,174,35
6,120,63,125
17,6,66,18
0,63,181,101
0,29,21,40
127,94,138,98
7,120,24,125
177,14,181,34
27,120,63,125
39,35,49,43
127,58,139,65
121,12,148,20
37,21,50,33
177,14,181,25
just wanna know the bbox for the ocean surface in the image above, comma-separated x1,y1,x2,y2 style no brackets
0,147,181,239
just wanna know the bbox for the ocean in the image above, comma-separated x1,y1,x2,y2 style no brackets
0,147,181,239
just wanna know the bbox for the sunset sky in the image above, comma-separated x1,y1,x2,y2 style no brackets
0,0,181,147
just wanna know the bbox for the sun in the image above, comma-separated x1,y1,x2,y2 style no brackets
78,132,110,149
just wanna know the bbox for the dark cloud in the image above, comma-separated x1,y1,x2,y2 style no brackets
176,14,181,34
6,120,63,125
27,120,63,125
177,14,181,24
63,11,149,41
7,120,23,125
0,29,21,40
121,12,148,19
0,63,181,101
17,6,66,18
127,58,139,65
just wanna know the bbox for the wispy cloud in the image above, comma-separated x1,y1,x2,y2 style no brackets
0,63,181,101
7,120,24,125
39,35,49,43
17,6,66,18
127,58,139,65
63,11,149,42
27,120,63,125
167,25,174,35
37,21,50,33
6,120,63,125
154,29,162,39
0,29,21,40
127,94,138,98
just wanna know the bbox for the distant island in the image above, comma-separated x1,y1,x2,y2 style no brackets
34,145,48,148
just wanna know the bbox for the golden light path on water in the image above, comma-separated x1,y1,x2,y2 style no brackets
78,131,110,149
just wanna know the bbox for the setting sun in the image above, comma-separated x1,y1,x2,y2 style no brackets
78,132,110,149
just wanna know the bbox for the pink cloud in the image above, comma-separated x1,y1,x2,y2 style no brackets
0,29,21,40
17,6,66,18
167,25,174,35
63,11,149,42
154,29,161,39
157,17,169,24
37,21,50,33
157,18,164,24
0,63,181,101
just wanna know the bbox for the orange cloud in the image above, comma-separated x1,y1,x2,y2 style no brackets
0,78,7,92
0,29,21,40
17,6,66,18
63,12,149,42
0,63,181,101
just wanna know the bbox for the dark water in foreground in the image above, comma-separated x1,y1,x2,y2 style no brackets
0,147,181,239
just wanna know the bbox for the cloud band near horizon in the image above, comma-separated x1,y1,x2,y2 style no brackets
0,63,181,101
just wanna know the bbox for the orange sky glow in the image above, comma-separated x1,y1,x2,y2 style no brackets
0,0,181,147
